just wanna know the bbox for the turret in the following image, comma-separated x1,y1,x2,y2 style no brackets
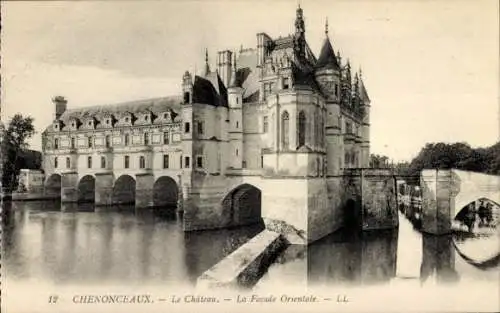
315,18,341,100
359,69,371,167
227,52,244,169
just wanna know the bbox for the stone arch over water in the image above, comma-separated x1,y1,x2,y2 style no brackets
45,174,61,198
153,176,178,208
77,175,95,203
454,197,500,231
112,175,136,205
222,183,262,226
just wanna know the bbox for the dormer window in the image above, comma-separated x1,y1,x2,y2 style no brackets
144,115,149,121
106,119,110,125
54,123,59,130
163,113,167,119
125,117,129,122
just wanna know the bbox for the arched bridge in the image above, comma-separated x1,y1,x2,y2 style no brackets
420,169,500,234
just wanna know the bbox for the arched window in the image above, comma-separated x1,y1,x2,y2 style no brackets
281,111,289,149
139,156,145,169
66,157,70,169
101,156,106,169
298,111,306,148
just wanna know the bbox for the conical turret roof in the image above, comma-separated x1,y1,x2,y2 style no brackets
316,37,339,70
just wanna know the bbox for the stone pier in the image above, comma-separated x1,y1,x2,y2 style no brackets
94,173,114,206
61,172,78,203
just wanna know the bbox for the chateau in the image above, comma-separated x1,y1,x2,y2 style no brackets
42,6,390,244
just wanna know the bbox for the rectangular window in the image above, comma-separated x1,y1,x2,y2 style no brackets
196,156,203,168
335,84,339,97
184,156,190,168
71,137,75,149
197,121,204,135
105,135,111,148
66,157,70,169
144,133,149,145
88,137,93,148
263,116,269,133
242,160,247,168
163,154,169,169
185,122,190,133
180,155,183,168
124,155,130,169
54,157,58,168
283,78,290,89
101,156,106,169
87,156,92,169
163,132,170,144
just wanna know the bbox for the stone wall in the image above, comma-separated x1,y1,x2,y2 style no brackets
360,169,398,230
197,230,286,289
307,178,336,243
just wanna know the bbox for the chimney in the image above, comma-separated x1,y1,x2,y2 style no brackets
53,96,67,120
217,50,232,88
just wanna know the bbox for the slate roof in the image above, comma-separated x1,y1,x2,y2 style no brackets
316,36,340,70
46,96,183,132
235,49,260,102
192,72,228,107
360,80,370,103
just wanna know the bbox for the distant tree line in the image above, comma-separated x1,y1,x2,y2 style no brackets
370,142,500,177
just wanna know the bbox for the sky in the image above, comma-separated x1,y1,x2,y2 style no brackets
1,0,499,162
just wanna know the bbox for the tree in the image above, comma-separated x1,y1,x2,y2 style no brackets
1,114,36,191
404,141,500,177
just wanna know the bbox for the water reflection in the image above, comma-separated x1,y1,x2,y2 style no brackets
258,214,498,288
2,200,262,286
307,229,398,286
420,234,460,284
2,200,499,290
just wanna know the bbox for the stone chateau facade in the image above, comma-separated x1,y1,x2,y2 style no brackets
42,6,387,244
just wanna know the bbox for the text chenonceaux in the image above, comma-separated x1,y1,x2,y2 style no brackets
72,295,153,304
71,294,323,304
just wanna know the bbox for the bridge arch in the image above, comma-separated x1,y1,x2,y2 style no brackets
222,183,262,225
112,174,136,205
45,174,61,198
77,175,95,203
153,176,178,208
454,197,499,230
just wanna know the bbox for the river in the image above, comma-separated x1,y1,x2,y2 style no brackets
2,200,499,308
